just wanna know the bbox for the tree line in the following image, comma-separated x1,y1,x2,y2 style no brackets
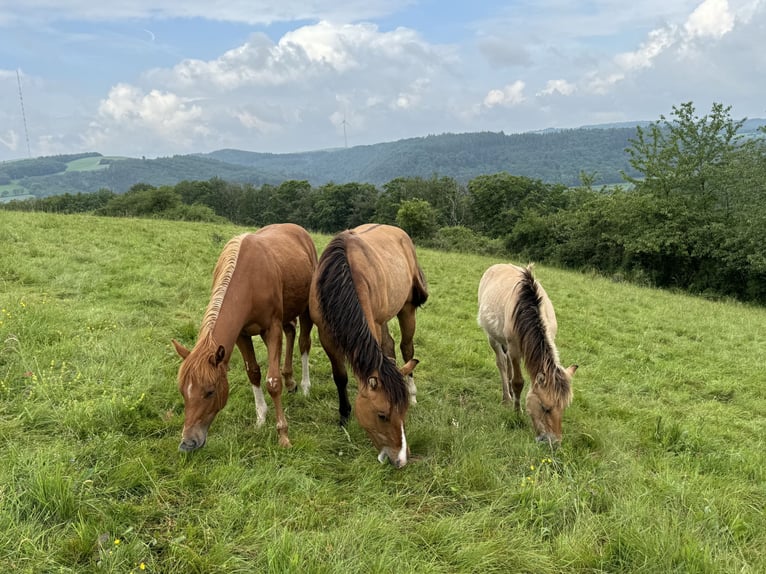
4,102,766,303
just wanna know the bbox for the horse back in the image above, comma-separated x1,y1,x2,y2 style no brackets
237,224,317,320
478,263,557,342
348,224,427,319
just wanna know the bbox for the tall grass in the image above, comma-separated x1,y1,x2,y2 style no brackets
0,211,764,573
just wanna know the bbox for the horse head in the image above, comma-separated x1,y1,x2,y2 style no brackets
172,339,230,452
525,364,577,446
354,359,418,468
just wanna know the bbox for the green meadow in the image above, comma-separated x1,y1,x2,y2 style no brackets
0,211,764,573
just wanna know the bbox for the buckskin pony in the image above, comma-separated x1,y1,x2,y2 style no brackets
477,263,577,446
172,223,317,452
310,224,428,468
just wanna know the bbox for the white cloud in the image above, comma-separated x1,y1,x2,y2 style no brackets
151,21,443,93
685,0,735,38
236,110,281,134
537,79,576,97
484,81,526,107
0,129,19,151
614,26,677,71
84,83,207,152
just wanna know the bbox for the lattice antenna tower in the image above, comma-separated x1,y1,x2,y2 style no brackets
16,69,32,158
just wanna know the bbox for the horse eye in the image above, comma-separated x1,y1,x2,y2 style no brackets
204,389,215,399
377,412,389,422
541,405,551,415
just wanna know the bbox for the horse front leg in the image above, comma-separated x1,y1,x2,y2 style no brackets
510,355,524,413
235,334,267,427
282,319,297,393
380,321,396,359
319,328,351,425
263,321,291,447
297,309,313,396
397,305,418,405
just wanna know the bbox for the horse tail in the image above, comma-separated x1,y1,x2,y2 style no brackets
315,234,408,408
411,264,429,308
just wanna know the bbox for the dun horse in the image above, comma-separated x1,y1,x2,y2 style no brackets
477,263,577,445
310,224,428,468
172,223,317,451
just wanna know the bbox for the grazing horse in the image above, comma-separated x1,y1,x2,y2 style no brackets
477,263,577,445
310,224,428,468
172,223,317,451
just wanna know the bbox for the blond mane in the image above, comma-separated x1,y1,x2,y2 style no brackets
198,234,245,343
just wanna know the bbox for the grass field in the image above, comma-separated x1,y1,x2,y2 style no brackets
0,211,764,573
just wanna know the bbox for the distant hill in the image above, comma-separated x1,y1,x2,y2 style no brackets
203,128,643,187
1,120,764,201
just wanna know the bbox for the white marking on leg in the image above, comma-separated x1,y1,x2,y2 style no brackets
396,423,408,467
406,374,417,405
252,385,267,427
300,352,311,396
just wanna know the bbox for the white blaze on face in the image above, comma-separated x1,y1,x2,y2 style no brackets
184,382,193,400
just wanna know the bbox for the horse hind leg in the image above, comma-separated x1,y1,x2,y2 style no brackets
297,310,312,396
281,319,298,393
397,305,418,405
236,335,268,427
488,338,512,405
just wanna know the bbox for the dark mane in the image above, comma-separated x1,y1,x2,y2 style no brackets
511,266,571,406
315,234,408,409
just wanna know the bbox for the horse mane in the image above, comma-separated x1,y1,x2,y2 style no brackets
200,234,244,338
511,266,572,407
180,234,245,384
315,233,409,409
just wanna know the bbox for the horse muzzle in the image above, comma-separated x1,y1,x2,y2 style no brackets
536,433,561,448
179,433,207,452
377,447,409,469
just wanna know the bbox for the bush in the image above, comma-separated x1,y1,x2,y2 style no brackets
428,226,505,256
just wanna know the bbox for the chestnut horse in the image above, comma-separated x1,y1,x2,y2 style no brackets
310,224,428,468
477,263,577,445
172,223,317,451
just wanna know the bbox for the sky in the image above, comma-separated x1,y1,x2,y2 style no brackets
1,0,765,162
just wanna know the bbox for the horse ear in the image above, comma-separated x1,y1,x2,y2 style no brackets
209,345,226,366
567,364,578,378
172,339,190,360
400,359,419,376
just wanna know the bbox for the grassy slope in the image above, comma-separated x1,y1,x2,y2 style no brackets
0,211,763,573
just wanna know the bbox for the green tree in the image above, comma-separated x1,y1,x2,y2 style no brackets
396,199,438,240
623,102,745,199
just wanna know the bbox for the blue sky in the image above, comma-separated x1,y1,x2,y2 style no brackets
1,0,764,161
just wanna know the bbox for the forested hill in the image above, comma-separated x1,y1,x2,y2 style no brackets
203,128,641,186
2,120,765,200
